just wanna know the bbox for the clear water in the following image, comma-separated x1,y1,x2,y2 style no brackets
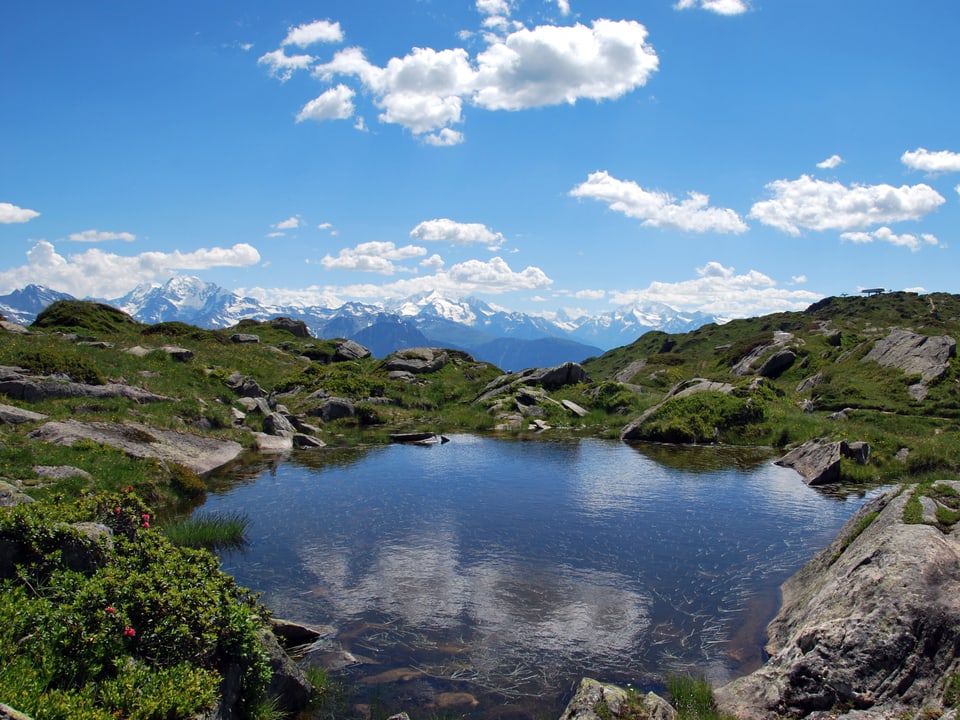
199,435,883,718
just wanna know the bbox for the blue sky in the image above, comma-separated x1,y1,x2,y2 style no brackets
2,0,958,321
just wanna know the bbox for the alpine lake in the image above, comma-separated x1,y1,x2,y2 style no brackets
197,434,885,719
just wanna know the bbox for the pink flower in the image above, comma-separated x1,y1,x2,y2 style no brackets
141,513,150,522
105,606,117,614
114,507,122,515
142,521,150,529
123,627,136,638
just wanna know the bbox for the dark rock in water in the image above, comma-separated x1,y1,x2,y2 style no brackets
292,433,325,449
775,438,870,486
257,629,312,713
270,618,335,648
716,486,960,719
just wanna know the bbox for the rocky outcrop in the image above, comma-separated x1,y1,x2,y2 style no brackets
27,420,243,475
268,317,311,338
620,378,736,441
862,328,955,383
334,339,371,361
731,331,796,376
0,481,35,507
478,362,590,403
775,438,871,486
757,349,797,379
558,678,675,720
0,402,47,425
0,366,173,404
715,486,960,718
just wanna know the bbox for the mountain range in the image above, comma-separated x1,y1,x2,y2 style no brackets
0,277,721,371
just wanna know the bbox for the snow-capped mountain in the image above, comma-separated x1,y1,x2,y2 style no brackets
0,285,75,325
0,276,720,370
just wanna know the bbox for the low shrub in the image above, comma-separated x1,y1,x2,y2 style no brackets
0,491,271,719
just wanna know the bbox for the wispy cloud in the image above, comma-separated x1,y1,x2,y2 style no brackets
570,171,749,234
67,229,136,243
674,0,750,16
840,227,940,252
816,154,843,170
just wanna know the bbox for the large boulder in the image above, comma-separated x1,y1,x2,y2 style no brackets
334,339,371,362
27,420,243,476
0,403,47,425
715,486,960,718
269,317,311,338
0,366,172,404
862,328,955,383
758,349,797,378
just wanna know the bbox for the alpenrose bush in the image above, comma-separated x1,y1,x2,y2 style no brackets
0,490,272,720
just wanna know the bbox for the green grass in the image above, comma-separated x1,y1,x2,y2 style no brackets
666,675,736,720
162,510,251,550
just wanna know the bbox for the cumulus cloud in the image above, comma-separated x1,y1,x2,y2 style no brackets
816,154,843,170
0,202,40,224
409,218,506,249
285,17,658,143
281,20,343,48
477,0,511,16
0,241,260,297
840,227,940,251
258,49,314,82
320,241,427,275
555,0,571,15
67,229,136,243
674,0,750,15
901,147,960,175
749,175,945,235
570,171,749,233
609,261,820,318
297,85,356,122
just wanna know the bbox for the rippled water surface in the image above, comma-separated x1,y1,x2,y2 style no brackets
201,435,882,718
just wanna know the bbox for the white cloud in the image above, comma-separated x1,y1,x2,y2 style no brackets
423,128,465,146
816,154,843,170
67,229,136,243
420,254,445,270
840,227,940,251
790,275,808,284
296,85,356,122
272,215,302,230
477,0,511,16
749,175,946,235
554,0,572,16
570,171,749,233
281,20,343,48
675,0,750,15
320,241,427,275
0,241,260,297
609,262,820,318
302,19,658,143
410,218,506,249
472,20,658,111
901,147,960,174
0,202,40,224
258,49,314,82
574,289,606,300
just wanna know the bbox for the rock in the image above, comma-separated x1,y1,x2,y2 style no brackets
0,481,35,507
758,349,797,378
862,328,955,383
311,397,355,422
32,465,93,482
27,420,243,475
0,321,31,335
269,317,310,338
796,373,824,394
0,403,47,425
620,378,736,441
60,522,114,574
731,332,795,376
293,434,326,449
561,399,589,417
251,433,293,453
0,703,34,720
224,373,265,398
334,339,371,362
559,678,676,720
382,347,448,374
257,628,312,714
263,412,295,438
158,345,194,361
270,618,335,648
230,333,260,344
715,488,960,718
230,407,246,426
0,367,173,404
775,438,871,486
526,362,590,390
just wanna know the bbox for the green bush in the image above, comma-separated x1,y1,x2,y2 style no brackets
635,392,764,444
0,491,271,719
14,347,106,385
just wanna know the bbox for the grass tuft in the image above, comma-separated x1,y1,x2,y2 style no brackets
163,510,251,550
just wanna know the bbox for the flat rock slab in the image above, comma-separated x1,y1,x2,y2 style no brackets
0,403,48,425
27,420,243,475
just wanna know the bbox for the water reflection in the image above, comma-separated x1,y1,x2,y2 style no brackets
199,435,885,718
